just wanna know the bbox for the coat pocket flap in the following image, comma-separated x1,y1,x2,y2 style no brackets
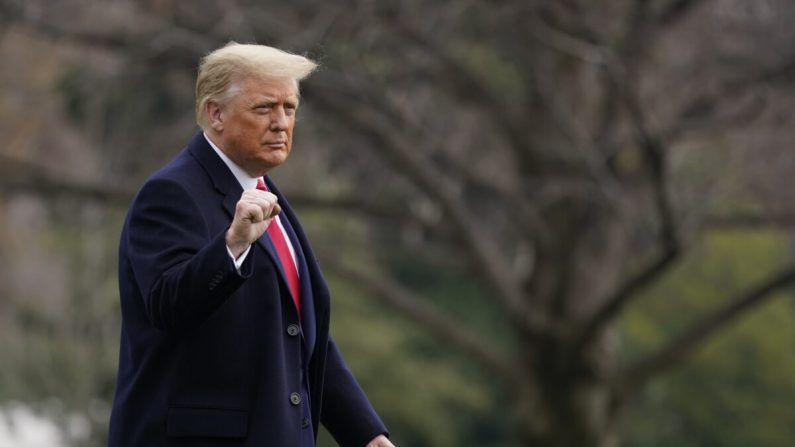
166,406,249,438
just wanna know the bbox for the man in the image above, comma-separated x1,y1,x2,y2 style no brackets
108,42,394,447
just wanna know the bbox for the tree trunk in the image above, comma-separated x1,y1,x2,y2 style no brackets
516,353,620,447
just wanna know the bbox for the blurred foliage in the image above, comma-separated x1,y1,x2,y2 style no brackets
0,198,124,446
387,249,517,356
319,273,511,447
58,67,183,133
621,230,795,446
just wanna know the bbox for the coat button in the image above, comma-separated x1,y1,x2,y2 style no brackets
287,324,300,337
289,392,302,405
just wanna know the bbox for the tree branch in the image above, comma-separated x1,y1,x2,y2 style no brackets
571,5,682,354
703,212,795,229
0,155,135,206
310,74,536,331
617,265,795,394
664,53,795,142
573,247,679,353
525,13,610,65
392,22,540,176
0,155,445,234
287,192,451,239
327,259,522,387
286,193,402,221
4,0,215,69
570,115,681,348
657,0,710,28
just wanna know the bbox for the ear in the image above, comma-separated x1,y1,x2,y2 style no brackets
206,101,225,132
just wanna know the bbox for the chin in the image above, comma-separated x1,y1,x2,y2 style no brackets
273,151,290,163
261,157,288,172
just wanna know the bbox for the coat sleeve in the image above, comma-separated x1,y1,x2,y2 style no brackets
321,338,389,447
125,177,253,335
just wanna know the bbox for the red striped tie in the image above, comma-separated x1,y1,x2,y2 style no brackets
257,179,301,317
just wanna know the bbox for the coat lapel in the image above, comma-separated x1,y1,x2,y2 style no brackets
264,177,327,354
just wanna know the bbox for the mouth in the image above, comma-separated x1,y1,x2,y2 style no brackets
265,141,287,149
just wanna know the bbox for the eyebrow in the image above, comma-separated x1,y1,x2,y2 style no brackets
252,97,299,107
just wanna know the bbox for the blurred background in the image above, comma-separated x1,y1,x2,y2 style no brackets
1,0,795,446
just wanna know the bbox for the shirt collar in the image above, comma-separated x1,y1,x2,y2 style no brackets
204,132,260,191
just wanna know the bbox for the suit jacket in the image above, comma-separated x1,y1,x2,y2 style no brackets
108,132,387,446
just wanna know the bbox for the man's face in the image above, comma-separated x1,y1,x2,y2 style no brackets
212,76,299,177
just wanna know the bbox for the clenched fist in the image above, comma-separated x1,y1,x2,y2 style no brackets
365,435,395,447
225,188,281,258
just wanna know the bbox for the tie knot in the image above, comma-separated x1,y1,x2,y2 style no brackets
256,178,267,191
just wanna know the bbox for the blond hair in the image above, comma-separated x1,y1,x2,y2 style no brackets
195,42,318,128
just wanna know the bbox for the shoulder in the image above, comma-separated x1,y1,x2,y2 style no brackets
140,132,214,188
150,147,203,186
124,132,230,221
136,142,215,200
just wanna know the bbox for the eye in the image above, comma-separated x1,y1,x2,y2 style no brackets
254,103,273,113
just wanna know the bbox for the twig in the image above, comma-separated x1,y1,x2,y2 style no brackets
328,259,522,387
617,266,795,394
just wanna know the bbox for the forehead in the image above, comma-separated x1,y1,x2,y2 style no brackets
237,76,299,101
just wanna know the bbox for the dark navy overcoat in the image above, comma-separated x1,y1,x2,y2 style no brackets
108,132,386,446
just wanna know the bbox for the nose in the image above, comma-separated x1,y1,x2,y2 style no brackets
270,106,289,131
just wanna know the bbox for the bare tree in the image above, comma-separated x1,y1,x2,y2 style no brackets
2,0,795,446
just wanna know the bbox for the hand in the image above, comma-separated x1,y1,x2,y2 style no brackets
365,434,395,447
225,188,281,257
